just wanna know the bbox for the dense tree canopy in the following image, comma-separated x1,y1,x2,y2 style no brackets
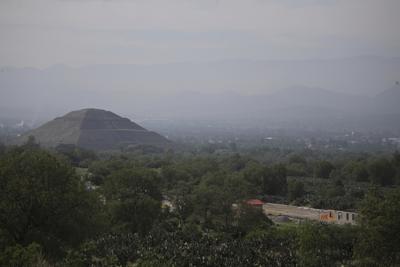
288,180,305,202
263,164,288,196
355,188,400,265
368,158,396,186
0,141,399,266
0,147,102,259
103,168,162,235
297,223,356,267
313,160,335,179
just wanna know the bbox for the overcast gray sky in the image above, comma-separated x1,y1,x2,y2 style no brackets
0,0,399,68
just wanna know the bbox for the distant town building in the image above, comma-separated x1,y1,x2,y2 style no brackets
245,199,264,207
263,203,357,225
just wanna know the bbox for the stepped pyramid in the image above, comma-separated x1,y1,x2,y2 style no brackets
18,108,169,150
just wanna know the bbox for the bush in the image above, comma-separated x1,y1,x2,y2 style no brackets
0,147,103,259
0,243,48,267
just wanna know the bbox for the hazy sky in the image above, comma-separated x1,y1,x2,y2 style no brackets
0,0,399,68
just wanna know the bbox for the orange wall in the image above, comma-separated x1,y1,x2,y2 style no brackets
319,212,336,222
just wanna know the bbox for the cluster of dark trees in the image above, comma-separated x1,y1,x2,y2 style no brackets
0,141,400,266
190,141,400,187
285,152,400,186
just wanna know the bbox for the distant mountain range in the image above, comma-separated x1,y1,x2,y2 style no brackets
375,83,400,113
2,84,400,133
0,56,400,132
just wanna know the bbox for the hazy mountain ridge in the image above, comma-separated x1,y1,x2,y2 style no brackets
374,83,400,113
1,56,400,132
2,85,399,133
